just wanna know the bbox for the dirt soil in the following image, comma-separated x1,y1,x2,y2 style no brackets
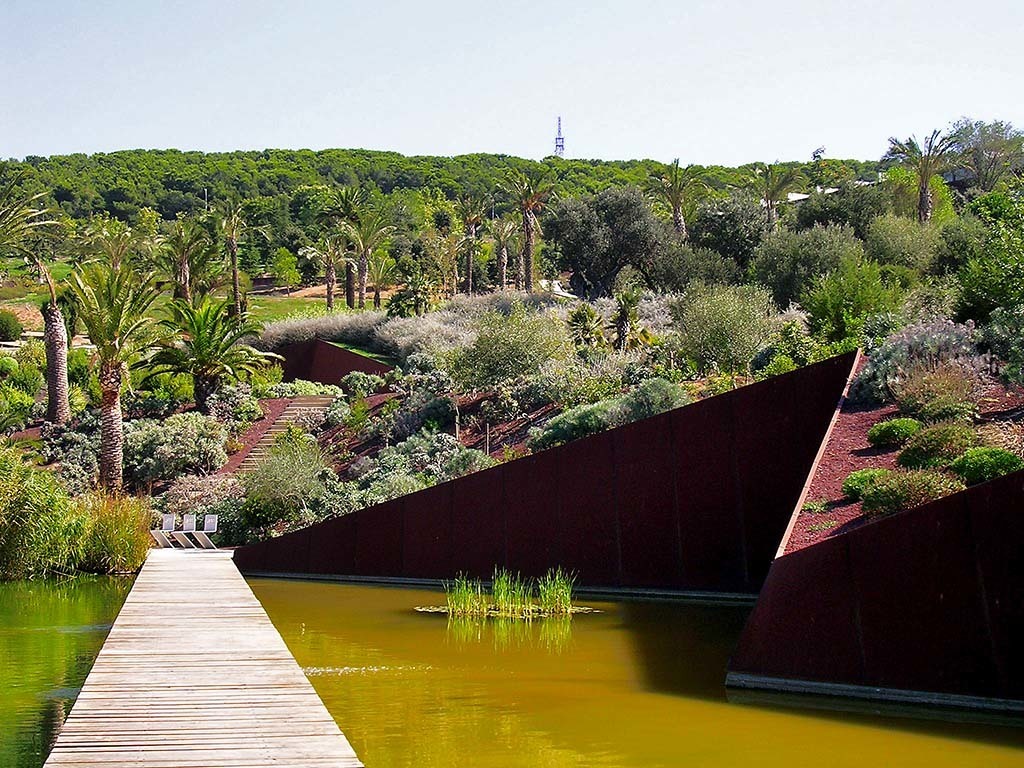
784,369,1024,555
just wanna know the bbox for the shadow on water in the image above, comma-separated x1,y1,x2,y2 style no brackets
621,601,1024,751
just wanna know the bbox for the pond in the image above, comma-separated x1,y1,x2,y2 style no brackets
0,576,132,768
251,578,1024,768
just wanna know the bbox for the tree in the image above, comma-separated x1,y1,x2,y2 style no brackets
367,250,398,309
70,263,160,489
454,195,486,293
567,303,606,348
803,256,903,342
545,187,661,299
690,196,766,269
750,224,865,307
794,182,890,239
950,118,1024,193
754,163,804,231
646,159,707,239
158,215,215,304
609,289,653,351
885,130,957,224
218,201,266,319
503,166,555,293
299,233,352,311
341,204,394,308
0,171,69,424
146,299,279,412
317,186,367,308
82,214,154,270
488,216,520,289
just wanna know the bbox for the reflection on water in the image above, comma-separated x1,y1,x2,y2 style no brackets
0,577,132,768
251,578,1024,768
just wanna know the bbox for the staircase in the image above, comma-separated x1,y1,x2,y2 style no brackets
235,396,335,473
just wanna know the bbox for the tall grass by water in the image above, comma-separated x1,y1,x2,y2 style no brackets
444,567,577,619
0,447,151,579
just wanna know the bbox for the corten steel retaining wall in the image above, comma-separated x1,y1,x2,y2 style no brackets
279,339,393,384
727,468,1024,710
234,352,858,594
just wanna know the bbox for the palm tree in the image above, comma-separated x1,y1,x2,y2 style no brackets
454,195,486,293
158,215,215,304
567,303,607,348
755,163,804,231
503,166,555,293
298,233,353,311
367,250,398,309
0,171,69,424
70,263,160,489
885,130,958,224
341,205,395,308
218,202,267,319
608,289,653,351
488,216,520,289
646,159,708,239
318,186,367,308
83,214,153,270
146,299,279,412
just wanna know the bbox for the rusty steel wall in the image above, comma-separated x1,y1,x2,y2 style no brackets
728,468,1024,704
234,352,858,594
279,339,393,384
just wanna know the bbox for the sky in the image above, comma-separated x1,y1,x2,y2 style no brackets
2,0,1023,166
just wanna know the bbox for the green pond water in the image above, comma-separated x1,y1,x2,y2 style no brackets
251,578,1024,768
0,576,132,768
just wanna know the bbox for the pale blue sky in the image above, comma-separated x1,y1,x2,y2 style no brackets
3,0,1022,165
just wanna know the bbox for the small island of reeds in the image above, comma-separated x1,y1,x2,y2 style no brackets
434,567,586,619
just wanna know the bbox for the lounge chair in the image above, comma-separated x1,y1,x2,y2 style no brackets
192,515,219,550
169,514,197,548
150,514,175,548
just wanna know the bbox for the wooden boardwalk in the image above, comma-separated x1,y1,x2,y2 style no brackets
45,549,362,767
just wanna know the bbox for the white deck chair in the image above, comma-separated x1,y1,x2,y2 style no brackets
170,514,197,548
150,514,174,548
192,515,218,549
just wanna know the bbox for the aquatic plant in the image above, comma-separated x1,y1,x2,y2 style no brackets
446,574,487,618
491,568,532,619
441,567,577,620
536,567,575,615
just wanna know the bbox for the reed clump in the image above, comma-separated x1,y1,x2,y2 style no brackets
444,567,577,620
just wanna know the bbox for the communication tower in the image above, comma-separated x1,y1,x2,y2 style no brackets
554,116,565,158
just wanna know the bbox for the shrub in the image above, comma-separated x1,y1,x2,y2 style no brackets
672,284,776,376
454,302,572,389
860,470,966,516
950,447,1024,485
0,355,17,378
841,468,894,500
0,310,22,342
891,362,980,422
257,310,386,352
322,397,351,429
802,256,902,343
852,319,979,403
157,474,245,519
341,371,386,399
617,377,690,421
750,224,864,307
984,305,1024,384
867,418,922,447
864,213,940,272
897,421,977,470
123,412,229,489
206,383,264,433
67,348,93,387
262,379,345,398
0,383,35,431
242,434,331,529
528,399,620,450
754,353,797,380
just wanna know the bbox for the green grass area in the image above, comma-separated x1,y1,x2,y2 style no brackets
326,340,396,366
244,294,329,324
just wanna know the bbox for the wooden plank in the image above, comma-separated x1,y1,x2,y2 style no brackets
44,549,362,768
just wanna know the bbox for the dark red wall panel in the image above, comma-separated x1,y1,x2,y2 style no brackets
235,352,858,595
614,416,681,588
555,432,620,583
280,339,392,384
450,467,506,576
729,467,1024,705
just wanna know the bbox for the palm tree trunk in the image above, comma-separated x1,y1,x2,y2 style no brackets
373,286,382,309
325,259,336,311
345,264,355,309
523,214,535,293
465,248,473,294
98,362,124,490
673,206,688,241
180,258,192,305
194,375,217,414
499,244,508,289
357,250,368,308
42,302,71,425
227,236,242,318
917,180,933,224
